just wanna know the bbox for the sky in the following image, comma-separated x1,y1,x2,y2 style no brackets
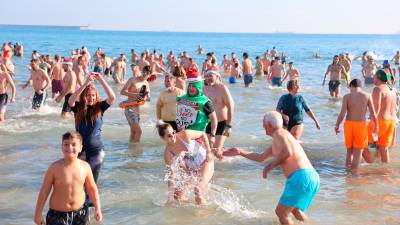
1,0,399,34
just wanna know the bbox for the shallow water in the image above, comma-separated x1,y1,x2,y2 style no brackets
1,26,400,224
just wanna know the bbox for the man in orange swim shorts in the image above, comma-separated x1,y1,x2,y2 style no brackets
335,79,378,170
364,70,397,163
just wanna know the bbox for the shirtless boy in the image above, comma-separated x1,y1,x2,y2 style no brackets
224,111,319,225
335,79,378,170
23,59,51,110
268,57,286,87
34,131,102,225
323,55,346,98
0,64,16,122
120,65,151,142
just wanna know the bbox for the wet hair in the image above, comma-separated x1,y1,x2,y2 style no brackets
243,52,248,58
156,121,172,137
173,65,186,78
206,52,212,57
349,79,362,88
75,84,102,129
31,58,39,64
288,62,293,65
62,131,83,144
287,79,299,91
256,56,260,60
143,65,151,75
211,58,216,64
275,56,280,60
54,55,60,61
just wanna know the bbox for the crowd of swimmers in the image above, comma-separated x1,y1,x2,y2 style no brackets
0,42,399,224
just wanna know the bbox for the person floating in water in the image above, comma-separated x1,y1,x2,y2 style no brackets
224,111,320,225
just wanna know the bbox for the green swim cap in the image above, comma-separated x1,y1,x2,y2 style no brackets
375,70,390,82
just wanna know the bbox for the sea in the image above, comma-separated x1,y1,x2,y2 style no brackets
0,25,399,225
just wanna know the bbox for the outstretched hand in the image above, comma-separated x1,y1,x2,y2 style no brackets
223,147,241,157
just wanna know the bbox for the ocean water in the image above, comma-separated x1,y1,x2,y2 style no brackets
0,26,400,225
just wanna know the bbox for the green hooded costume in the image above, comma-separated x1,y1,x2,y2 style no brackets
176,80,210,131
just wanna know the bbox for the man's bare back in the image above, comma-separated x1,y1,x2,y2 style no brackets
373,85,397,120
343,90,372,121
271,128,313,177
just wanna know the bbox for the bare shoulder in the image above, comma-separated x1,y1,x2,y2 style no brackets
49,159,64,171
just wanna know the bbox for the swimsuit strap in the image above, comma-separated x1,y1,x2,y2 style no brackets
177,136,193,150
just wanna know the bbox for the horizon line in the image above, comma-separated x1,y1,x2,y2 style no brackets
1,23,399,36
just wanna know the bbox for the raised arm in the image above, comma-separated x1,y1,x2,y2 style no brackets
84,163,102,222
34,166,54,225
68,75,93,107
97,74,115,105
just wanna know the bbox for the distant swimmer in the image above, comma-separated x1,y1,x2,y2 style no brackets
338,54,351,85
0,64,16,122
323,55,346,98
34,131,102,225
361,56,377,85
49,55,64,99
23,59,51,110
261,52,271,75
56,58,76,118
268,56,286,87
270,46,278,58
203,70,235,159
242,52,253,87
314,52,321,59
382,60,396,85
281,62,300,82
220,54,231,75
223,111,320,225
276,80,320,140
197,45,204,55
255,56,264,78
156,121,214,205
392,50,400,74
334,79,378,170
13,42,23,57
120,65,151,143
229,62,241,84
112,54,127,84
363,70,397,163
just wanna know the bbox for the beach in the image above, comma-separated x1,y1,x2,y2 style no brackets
0,26,400,225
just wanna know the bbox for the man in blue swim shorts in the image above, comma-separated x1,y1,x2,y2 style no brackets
242,52,253,87
223,111,320,224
